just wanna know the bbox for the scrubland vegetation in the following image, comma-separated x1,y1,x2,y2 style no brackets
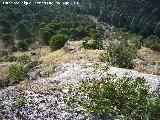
7,55,41,84
0,1,160,119
66,74,160,120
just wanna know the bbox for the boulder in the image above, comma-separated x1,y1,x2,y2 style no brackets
28,71,49,80
27,71,41,80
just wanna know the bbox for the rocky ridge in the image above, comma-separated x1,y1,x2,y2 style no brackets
0,57,160,119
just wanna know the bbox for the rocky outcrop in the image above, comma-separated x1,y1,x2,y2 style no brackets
0,59,159,119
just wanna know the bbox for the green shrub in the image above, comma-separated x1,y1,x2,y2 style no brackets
7,56,41,83
40,28,52,45
7,64,26,83
16,40,29,51
66,75,160,119
107,41,137,68
16,97,26,108
145,35,160,51
82,37,103,50
17,55,31,65
49,34,69,51
24,60,42,72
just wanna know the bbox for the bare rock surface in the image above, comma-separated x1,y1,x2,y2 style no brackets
109,67,160,91
48,59,108,84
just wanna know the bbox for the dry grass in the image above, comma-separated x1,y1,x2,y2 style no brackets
11,41,104,64
138,47,160,62
135,64,160,75
13,46,50,60
0,66,8,77
0,46,51,77
0,62,14,77
3,41,160,78
41,41,103,64
134,47,160,75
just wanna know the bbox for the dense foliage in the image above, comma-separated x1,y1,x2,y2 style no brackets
76,0,160,51
49,34,69,51
1,34,14,48
76,0,160,37
1,1,160,51
145,35,160,51
40,17,104,46
0,3,104,52
106,41,137,69
66,74,160,119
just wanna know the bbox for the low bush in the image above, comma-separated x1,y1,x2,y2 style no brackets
16,55,31,65
82,37,103,50
66,75,160,119
145,35,160,51
0,49,8,57
7,56,41,83
16,40,29,51
7,64,26,83
49,34,69,51
24,60,41,72
106,41,137,69
16,97,26,108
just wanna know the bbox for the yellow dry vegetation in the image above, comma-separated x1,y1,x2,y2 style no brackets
13,46,50,60
138,47,160,62
135,64,160,75
41,48,103,64
0,62,14,77
135,47,160,75
41,41,103,64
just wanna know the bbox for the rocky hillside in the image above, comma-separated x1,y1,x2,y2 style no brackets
0,40,160,119
0,1,160,119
